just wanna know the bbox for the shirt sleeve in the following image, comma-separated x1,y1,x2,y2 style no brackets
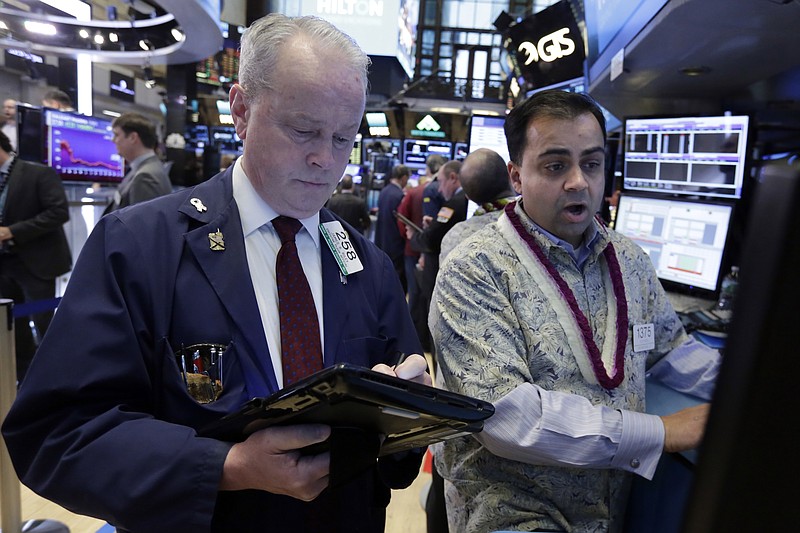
647,336,720,401
475,382,665,480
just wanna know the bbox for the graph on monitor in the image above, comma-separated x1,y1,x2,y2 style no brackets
614,194,733,292
46,109,124,182
623,115,750,200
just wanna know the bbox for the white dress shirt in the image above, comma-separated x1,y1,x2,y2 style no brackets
232,159,324,387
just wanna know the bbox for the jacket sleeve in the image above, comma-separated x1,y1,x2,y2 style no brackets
8,165,69,244
1,214,231,533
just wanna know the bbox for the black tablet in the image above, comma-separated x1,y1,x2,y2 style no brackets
199,363,494,456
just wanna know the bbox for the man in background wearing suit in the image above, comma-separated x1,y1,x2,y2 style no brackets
105,112,172,214
0,131,71,382
407,160,467,341
325,173,371,234
375,163,410,291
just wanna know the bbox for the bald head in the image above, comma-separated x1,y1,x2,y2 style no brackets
460,148,514,204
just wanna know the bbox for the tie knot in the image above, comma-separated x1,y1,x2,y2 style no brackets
272,216,303,244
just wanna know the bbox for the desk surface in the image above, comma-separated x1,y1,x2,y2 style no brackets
666,291,716,313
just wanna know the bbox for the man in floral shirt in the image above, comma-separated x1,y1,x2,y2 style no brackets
430,90,720,533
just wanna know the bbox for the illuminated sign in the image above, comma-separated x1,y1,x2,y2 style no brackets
506,0,585,89
517,28,576,65
109,71,135,102
411,114,445,138
316,0,384,16
288,0,400,57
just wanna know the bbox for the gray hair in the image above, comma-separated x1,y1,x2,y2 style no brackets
238,13,371,98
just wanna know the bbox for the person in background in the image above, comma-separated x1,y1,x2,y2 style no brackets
407,160,466,344
396,154,446,351
439,148,517,263
375,163,410,291
41,89,74,111
0,131,71,383
325,173,371,234
104,112,172,214
2,14,430,532
422,161,446,228
2,98,17,151
430,90,720,532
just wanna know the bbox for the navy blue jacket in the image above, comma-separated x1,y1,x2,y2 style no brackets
2,168,423,532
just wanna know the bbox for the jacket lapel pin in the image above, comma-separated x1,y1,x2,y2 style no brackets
190,198,207,212
209,229,224,251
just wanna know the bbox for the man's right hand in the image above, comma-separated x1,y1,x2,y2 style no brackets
660,403,710,453
219,424,331,501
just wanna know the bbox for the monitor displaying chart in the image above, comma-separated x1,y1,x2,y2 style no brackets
45,109,124,182
614,194,734,292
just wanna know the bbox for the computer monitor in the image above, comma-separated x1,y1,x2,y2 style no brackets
468,114,510,163
343,163,362,185
681,155,800,532
45,109,124,182
15,104,45,164
209,126,242,153
623,114,751,200
185,124,210,151
613,193,733,294
402,139,452,170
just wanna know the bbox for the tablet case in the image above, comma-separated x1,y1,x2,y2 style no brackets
199,363,494,456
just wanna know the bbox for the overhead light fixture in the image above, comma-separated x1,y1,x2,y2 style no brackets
79,28,89,39
24,20,57,36
143,64,156,89
102,110,122,118
94,33,104,45
171,28,184,42
109,32,118,43
0,21,9,31
138,39,153,51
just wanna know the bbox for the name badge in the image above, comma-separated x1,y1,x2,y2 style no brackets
632,323,655,352
320,221,364,276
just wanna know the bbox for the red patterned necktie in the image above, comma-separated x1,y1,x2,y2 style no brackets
272,216,322,385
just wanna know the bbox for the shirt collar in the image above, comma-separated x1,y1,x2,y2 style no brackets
515,198,601,269
128,150,156,172
232,158,321,248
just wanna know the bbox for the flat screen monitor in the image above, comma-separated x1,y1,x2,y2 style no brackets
16,104,45,164
403,139,452,170
681,155,800,532
45,109,124,182
623,115,750,200
468,114,510,163
613,194,733,293
209,126,242,153
185,124,210,151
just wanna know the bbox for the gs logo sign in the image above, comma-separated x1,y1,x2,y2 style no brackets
517,28,576,65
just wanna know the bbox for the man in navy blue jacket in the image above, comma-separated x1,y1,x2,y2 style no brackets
3,14,429,533
374,163,410,291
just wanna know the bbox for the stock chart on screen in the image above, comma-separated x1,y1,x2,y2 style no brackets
46,109,125,182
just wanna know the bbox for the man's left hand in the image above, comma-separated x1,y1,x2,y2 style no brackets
372,354,432,386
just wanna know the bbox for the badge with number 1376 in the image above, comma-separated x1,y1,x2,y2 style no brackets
320,221,364,277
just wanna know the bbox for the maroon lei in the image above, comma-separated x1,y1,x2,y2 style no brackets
504,202,629,389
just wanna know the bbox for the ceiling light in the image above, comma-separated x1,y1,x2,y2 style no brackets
79,28,89,39
171,28,184,42
109,32,118,43
94,33,104,45
24,20,57,36
0,21,8,31
139,39,153,51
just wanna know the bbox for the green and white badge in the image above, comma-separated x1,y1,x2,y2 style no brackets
320,221,364,277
